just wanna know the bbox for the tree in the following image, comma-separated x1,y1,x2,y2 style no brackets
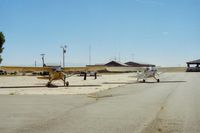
0,32,5,64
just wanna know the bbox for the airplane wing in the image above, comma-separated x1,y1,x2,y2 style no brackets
0,66,53,72
63,66,107,73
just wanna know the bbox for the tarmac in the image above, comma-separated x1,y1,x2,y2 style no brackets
0,73,135,95
0,72,200,133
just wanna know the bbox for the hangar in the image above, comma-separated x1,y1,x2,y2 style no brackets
125,61,155,67
186,59,200,72
90,61,155,67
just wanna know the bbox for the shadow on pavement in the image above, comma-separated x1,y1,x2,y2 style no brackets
104,81,186,84
0,85,101,89
103,82,137,84
142,81,187,84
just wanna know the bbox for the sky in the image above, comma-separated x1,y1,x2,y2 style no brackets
0,0,200,67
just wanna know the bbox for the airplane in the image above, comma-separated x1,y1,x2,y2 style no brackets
136,67,160,83
0,66,106,87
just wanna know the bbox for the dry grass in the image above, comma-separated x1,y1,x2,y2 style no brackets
157,67,187,72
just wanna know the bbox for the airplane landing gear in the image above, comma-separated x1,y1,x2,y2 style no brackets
63,75,69,87
65,81,69,87
46,82,51,87
157,79,160,83
143,79,146,83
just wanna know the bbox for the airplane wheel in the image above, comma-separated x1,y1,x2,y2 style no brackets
66,81,69,87
157,79,160,83
46,82,51,87
143,79,146,83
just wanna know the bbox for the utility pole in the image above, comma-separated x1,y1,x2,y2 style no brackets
35,60,37,67
40,54,45,67
89,45,91,65
61,45,67,68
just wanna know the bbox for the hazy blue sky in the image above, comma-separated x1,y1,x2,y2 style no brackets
0,0,200,66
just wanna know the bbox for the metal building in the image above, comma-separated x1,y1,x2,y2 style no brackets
186,59,200,72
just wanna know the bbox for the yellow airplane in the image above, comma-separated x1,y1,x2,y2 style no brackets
0,66,106,87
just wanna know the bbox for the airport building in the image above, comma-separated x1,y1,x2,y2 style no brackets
125,61,155,67
105,61,128,67
186,59,200,72
89,61,155,67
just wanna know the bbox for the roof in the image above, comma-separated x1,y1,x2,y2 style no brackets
92,61,155,67
187,59,200,64
125,61,155,67
125,62,142,67
105,61,128,67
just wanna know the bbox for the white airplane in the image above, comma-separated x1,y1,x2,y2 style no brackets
136,67,160,83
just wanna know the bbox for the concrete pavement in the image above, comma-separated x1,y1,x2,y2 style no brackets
0,72,200,133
